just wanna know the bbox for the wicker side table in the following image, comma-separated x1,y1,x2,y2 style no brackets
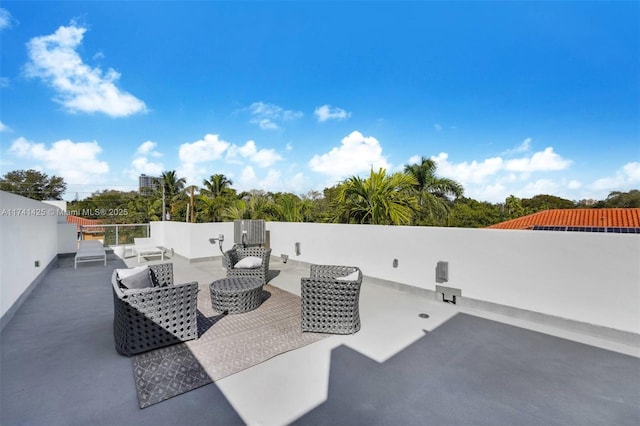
210,277,264,314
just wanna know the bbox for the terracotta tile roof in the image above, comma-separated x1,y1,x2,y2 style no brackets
67,215,104,233
487,208,640,230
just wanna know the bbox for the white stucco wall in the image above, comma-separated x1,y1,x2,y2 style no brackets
150,221,233,259
57,223,78,254
267,222,640,334
0,191,61,319
151,220,639,334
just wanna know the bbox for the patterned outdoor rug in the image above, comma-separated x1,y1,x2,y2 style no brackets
131,284,327,408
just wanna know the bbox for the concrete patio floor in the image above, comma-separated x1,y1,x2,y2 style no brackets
1,252,639,425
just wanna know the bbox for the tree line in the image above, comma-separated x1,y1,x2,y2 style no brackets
1,164,638,228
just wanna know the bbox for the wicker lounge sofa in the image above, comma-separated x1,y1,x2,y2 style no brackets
301,264,363,334
224,246,272,284
111,262,198,356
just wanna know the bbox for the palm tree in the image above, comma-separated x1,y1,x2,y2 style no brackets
200,174,235,222
404,157,463,225
158,170,187,220
202,174,233,198
332,168,418,225
222,200,248,221
246,193,279,220
274,193,304,222
504,195,525,219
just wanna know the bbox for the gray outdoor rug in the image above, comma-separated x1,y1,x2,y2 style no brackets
131,284,327,408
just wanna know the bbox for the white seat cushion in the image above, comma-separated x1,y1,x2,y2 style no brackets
336,270,359,281
116,265,148,279
234,256,263,269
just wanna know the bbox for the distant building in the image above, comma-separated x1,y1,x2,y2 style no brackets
487,208,640,233
67,215,105,241
139,174,159,194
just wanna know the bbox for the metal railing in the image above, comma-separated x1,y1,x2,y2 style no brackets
79,223,150,246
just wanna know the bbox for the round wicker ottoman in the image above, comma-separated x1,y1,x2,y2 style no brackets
210,277,264,314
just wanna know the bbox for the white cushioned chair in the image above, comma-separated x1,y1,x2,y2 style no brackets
224,247,272,284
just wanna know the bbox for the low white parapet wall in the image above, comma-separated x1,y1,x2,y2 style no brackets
150,221,234,261
152,220,640,335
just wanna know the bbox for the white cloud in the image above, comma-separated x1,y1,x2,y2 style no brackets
407,155,422,165
237,166,282,191
177,134,232,185
176,162,207,187
0,77,9,88
239,165,258,188
256,118,279,130
8,137,109,183
129,157,164,178
505,147,571,173
433,123,443,132
136,141,162,157
288,172,309,194
314,104,351,122
179,134,230,164
568,180,582,190
261,169,282,189
0,8,15,31
127,141,164,180
432,152,504,184
429,145,571,197
309,130,391,180
476,182,507,203
423,141,577,203
591,162,640,191
24,23,146,117
501,137,532,156
0,121,10,132
519,179,563,198
226,140,283,168
247,102,303,130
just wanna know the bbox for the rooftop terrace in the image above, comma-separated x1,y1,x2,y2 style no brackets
1,191,639,425
2,253,639,426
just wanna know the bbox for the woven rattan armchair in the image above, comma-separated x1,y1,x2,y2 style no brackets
224,247,272,284
301,264,362,334
112,262,199,356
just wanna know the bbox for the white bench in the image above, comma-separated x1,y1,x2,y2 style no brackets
133,238,165,263
75,240,107,269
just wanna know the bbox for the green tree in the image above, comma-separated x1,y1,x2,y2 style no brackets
159,170,187,220
504,195,526,219
202,174,233,198
221,190,279,221
522,194,576,213
199,174,236,222
124,194,162,223
298,190,325,222
596,190,640,208
0,169,67,200
449,197,503,228
246,192,280,220
199,193,233,222
332,168,418,225
403,157,463,225
273,193,305,222
222,199,248,221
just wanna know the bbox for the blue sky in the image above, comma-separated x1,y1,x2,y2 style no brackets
1,1,638,203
